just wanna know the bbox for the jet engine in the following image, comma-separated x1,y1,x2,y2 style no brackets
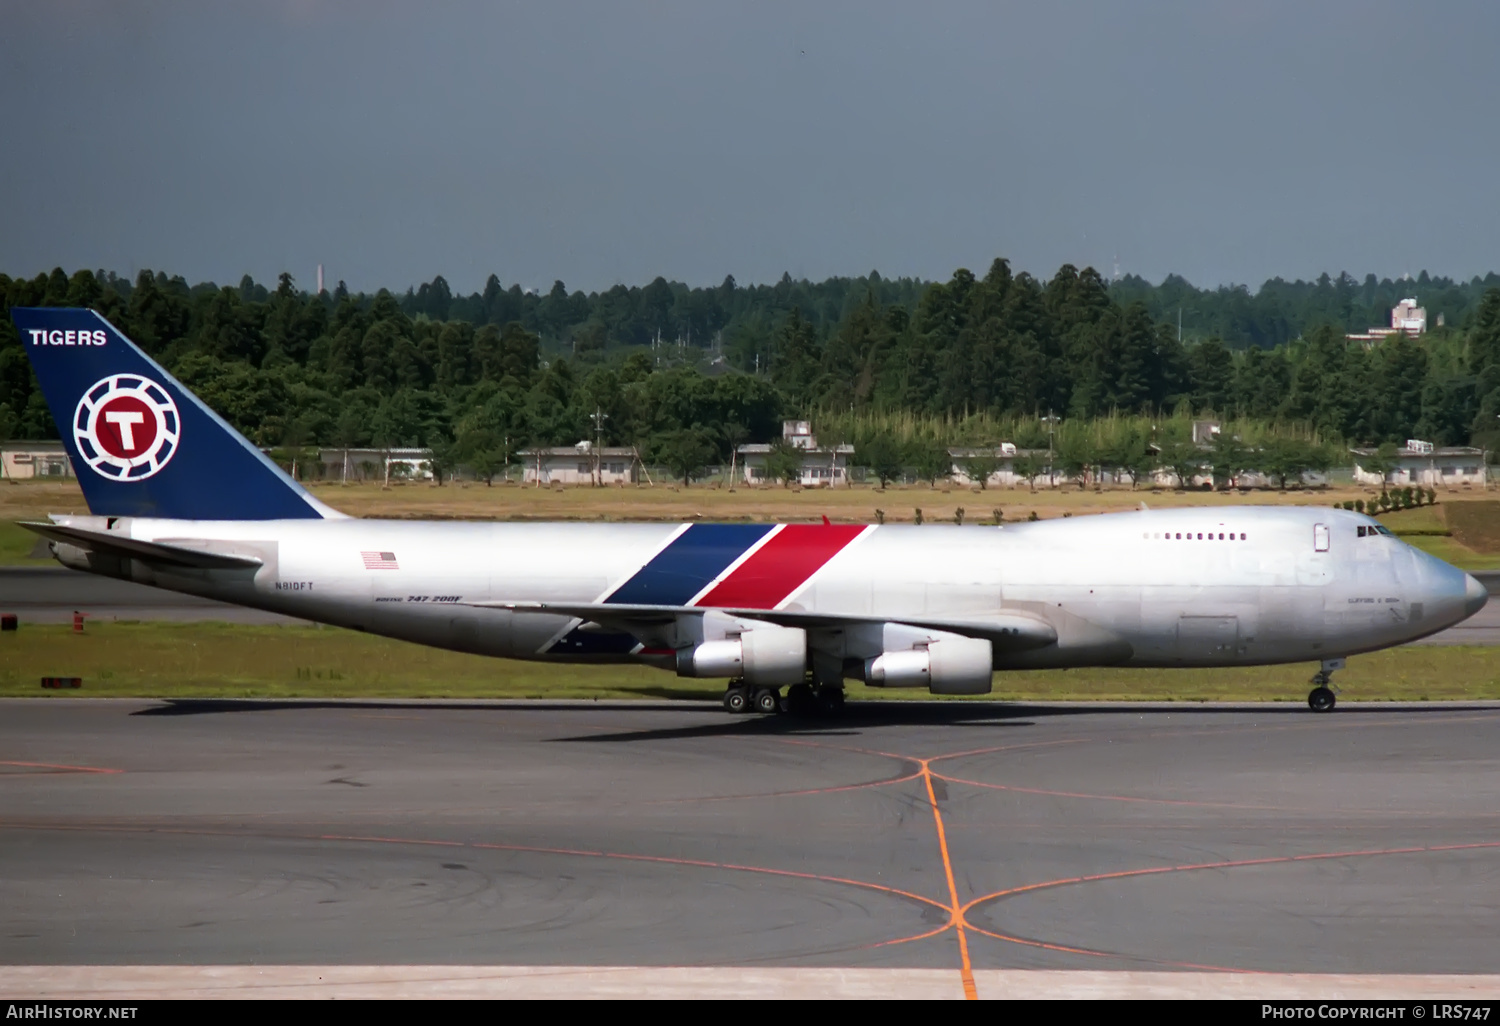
864,635,993,695
675,624,807,686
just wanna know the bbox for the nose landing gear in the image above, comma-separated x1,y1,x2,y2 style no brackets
1307,658,1346,713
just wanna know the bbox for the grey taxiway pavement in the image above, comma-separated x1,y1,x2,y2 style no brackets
0,567,304,624
4,698,1500,985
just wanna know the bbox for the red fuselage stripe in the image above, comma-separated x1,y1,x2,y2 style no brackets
693,524,865,609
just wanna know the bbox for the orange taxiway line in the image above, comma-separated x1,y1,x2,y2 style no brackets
960,839,1500,922
457,836,951,913
961,920,1252,973
857,922,957,950
643,770,923,806
0,817,953,918
0,760,124,775
933,771,1280,811
919,759,977,1001
922,736,1092,767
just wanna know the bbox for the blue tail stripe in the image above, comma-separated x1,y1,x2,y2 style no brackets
11,308,330,520
605,523,773,606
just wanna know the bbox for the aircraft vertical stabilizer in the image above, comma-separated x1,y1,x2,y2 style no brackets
11,308,340,520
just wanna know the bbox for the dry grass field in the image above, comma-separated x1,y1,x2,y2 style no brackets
7,475,1494,522
3,621,1498,703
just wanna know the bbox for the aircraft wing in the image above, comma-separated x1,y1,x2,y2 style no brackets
466,600,1058,651
18,521,264,571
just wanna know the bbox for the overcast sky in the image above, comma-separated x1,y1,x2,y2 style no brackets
3,1,1497,294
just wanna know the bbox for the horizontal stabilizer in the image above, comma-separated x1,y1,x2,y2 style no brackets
468,600,1058,651
19,521,263,570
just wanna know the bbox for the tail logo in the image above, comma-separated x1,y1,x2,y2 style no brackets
73,374,181,481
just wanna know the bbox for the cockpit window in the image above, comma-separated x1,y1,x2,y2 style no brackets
1375,525,1394,536
1357,525,1367,537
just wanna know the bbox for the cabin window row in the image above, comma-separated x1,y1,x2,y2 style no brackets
1144,531,1247,540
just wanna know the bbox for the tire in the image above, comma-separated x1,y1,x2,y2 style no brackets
723,686,749,714
785,683,817,716
753,688,780,715
815,685,845,714
1308,686,1336,713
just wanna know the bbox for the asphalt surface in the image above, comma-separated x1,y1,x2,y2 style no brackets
0,567,303,624
4,698,1500,979
4,566,1498,641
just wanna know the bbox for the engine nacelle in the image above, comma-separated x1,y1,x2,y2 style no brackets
865,636,993,695
675,625,807,686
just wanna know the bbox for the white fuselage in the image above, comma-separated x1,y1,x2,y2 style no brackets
47,505,1485,675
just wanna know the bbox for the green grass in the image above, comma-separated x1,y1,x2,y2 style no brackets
3,621,1498,703
1379,505,1449,534
0,521,49,565
1445,500,1500,554
1403,534,1500,571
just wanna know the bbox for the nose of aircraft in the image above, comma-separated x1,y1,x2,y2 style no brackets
1464,573,1489,618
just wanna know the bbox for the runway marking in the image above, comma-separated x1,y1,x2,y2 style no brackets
924,737,1092,765
0,760,123,775
918,758,977,1000
933,772,1280,811
642,768,923,805
360,833,953,914
0,818,954,928
775,737,916,762
958,839,1500,968
12,704,1500,982
961,920,1250,972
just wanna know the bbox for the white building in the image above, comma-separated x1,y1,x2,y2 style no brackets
1,441,72,480
946,444,1049,488
1352,441,1487,489
318,447,436,483
1392,298,1427,334
737,421,854,486
1347,298,1429,345
520,442,640,485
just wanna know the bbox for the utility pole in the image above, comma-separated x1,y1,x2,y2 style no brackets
591,406,608,486
1041,411,1059,459
1041,411,1060,488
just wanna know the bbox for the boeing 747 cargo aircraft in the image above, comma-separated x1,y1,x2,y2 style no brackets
11,308,1488,714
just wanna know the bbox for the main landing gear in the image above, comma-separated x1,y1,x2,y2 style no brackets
723,681,847,716
723,682,783,715
1307,657,1347,713
785,682,844,716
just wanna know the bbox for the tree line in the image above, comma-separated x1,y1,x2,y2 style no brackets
1,262,1497,479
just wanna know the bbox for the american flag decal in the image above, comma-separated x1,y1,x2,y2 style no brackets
361,551,399,570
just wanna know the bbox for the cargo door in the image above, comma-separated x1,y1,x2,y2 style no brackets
1177,614,1240,661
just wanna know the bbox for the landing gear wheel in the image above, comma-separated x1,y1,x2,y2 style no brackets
752,687,781,715
815,685,845,715
723,685,750,714
1308,686,1336,713
785,682,817,716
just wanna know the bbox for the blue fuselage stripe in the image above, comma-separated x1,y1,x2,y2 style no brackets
605,523,774,606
